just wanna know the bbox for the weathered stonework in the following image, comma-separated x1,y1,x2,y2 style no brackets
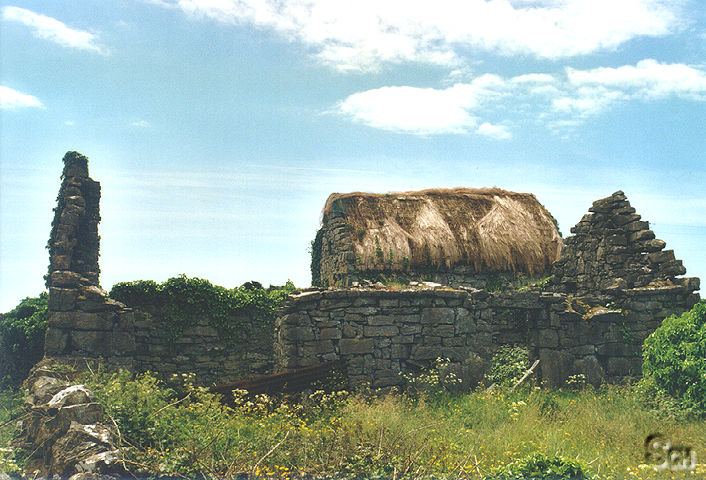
551,190,696,296
44,152,137,369
40,154,699,391
43,153,270,385
281,190,700,389
13,365,124,478
275,282,699,389
131,306,273,385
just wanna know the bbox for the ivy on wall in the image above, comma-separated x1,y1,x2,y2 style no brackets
310,228,324,287
109,275,295,343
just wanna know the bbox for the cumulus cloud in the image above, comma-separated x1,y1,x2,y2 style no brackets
2,6,108,54
339,76,508,135
338,59,706,136
155,0,682,71
130,120,152,128
0,85,43,109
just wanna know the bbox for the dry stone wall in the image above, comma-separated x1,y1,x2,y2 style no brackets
275,282,699,388
551,190,692,295
131,306,273,385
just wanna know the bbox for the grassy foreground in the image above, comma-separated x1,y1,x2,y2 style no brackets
4,369,702,480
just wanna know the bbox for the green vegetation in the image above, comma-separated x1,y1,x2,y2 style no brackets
488,453,597,480
0,293,48,389
484,345,530,387
109,275,295,343
20,370,695,479
640,300,706,417
310,228,324,287
0,389,23,474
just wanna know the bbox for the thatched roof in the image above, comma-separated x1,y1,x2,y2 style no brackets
323,187,562,275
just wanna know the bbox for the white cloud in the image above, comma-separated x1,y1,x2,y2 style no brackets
337,59,706,135
0,85,43,109
339,77,508,135
2,6,108,54
158,0,683,71
476,122,512,139
567,59,706,99
130,120,151,128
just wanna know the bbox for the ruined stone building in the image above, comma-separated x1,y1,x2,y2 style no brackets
41,152,701,390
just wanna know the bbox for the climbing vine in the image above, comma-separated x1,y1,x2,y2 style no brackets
310,228,324,287
109,275,295,344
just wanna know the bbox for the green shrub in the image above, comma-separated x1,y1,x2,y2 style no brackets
0,293,48,389
401,357,462,397
488,453,597,479
109,275,295,343
485,345,530,387
641,301,706,416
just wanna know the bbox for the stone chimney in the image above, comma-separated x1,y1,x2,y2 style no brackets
44,152,135,362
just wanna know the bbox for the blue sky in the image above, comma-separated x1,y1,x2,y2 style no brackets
1,0,704,310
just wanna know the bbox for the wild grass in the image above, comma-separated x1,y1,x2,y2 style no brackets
2,372,704,479
46,371,706,479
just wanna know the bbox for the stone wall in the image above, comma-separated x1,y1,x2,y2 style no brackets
551,190,692,296
275,282,699,389
131,307,273,385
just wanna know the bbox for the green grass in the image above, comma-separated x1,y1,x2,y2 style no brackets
2,375,704,479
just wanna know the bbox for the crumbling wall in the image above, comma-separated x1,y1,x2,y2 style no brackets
44,152,137,368
551,190,692,295
43,152,272,385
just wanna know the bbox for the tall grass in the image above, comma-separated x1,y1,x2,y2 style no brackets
2,372,704,479
76,371,706,479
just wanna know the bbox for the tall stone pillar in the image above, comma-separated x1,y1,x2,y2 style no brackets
44,152,135,364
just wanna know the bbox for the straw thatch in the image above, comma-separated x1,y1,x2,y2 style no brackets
323,188,562,275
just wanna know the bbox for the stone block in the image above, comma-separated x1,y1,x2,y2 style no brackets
50,271,82,287
421,308,455,324
48,312,113,331
659,259,686,277
368,315,394,326
49,288,78,311
109,329,136,356
410,345,442,360
320,328,342,340
647,250,675,264
430,324,455,337
340,338,374,355
574,355,605,387
606,357,632,376
539,349,574,388
442,337,465,347
363,325,399,337
71,330,109,353
537,329,559,348
379,299,399,308
391,344,410,359
44,327,70,355
596,342,635,357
